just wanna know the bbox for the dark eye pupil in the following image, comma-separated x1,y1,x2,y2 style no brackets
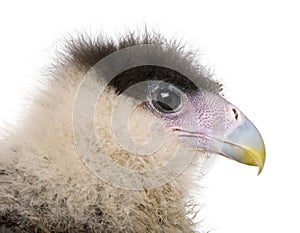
153,89,181,113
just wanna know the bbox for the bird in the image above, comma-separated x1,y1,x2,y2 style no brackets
0,31,266,232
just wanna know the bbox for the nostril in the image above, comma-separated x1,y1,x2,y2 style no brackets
232,108,239,120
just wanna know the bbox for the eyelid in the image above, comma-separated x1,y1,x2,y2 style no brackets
146,81,182,97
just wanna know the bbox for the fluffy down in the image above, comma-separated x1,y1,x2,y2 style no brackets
0,32,221,232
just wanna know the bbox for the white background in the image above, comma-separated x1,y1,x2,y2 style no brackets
0,1,299,232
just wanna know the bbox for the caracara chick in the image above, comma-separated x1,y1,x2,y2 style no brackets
0,31,265,232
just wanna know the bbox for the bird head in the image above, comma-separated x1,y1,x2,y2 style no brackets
73,43,266,191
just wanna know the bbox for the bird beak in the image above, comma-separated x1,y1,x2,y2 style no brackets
219,117,266,175
174,92,266,175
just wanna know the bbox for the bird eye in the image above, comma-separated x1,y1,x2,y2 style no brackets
148,83,183,113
